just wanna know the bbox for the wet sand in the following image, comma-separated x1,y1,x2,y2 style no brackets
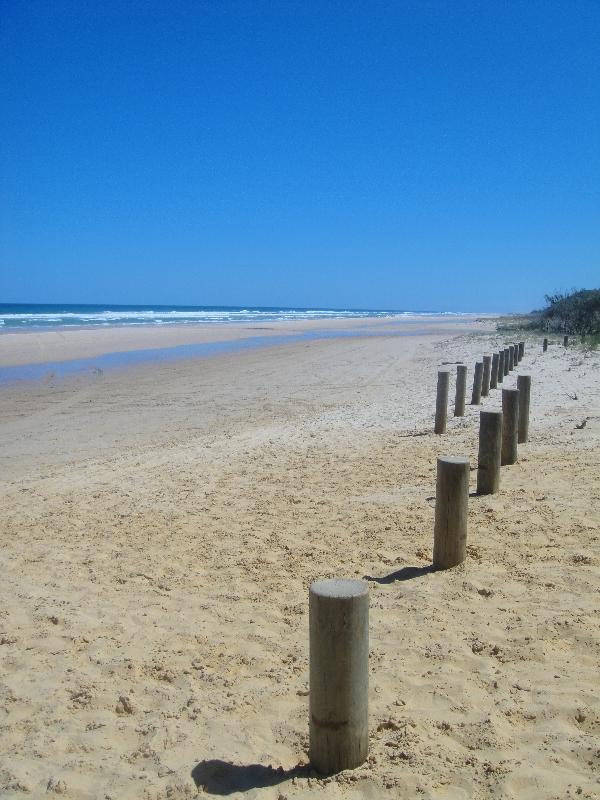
0,314,482,368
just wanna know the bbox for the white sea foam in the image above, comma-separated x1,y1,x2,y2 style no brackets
0,306,468,331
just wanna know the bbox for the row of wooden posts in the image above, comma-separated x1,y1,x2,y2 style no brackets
306,337,558,775
432,340,529,571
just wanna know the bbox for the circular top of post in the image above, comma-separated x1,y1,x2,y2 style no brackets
480,409,502,418
438,369,450,376
502,388,519,396
438,456,469,466
310,578,369,599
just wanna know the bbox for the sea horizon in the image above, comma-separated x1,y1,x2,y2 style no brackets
0,303,475,332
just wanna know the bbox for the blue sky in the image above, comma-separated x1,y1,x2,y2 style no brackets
1,1,598,312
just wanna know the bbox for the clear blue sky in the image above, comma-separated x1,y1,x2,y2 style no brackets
1,1,598,312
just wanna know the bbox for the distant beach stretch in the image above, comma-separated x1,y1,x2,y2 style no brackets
1,319,598,797
0,306,484,374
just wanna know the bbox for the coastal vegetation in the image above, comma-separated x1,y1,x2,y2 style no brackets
497,288,600,344
536,288,600,336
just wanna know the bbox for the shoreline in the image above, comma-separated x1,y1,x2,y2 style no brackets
0,313,493,369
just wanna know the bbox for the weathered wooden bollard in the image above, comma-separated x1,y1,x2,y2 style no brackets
481,355,492,396
471,361,483,405
497,350,505,383
434,370,450,434
517,374,531,443
501,388,519,465
543,337,548,352
454,364,467,417
433,456,469,569
514,343,520,364
518,341,525,361
477,410,502,495
508,345,514,371
309,578,369,774
564,335,569,347
503,348,510,376
490,352,499,389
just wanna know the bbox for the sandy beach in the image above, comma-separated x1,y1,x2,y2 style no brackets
0,320,598,799
0,315,484,368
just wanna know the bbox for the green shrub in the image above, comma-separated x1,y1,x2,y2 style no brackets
538,289,600,335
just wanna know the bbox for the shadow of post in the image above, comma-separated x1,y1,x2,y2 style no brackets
363,564,436,584
191,759,311,795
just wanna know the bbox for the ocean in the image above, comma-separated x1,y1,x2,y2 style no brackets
0,303,455,331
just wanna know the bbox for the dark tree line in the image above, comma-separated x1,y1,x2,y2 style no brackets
537,288,600,335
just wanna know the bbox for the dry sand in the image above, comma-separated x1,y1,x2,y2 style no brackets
0,321,598,799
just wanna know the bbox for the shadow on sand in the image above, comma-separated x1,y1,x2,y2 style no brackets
191,760,311,795
363,564,435,584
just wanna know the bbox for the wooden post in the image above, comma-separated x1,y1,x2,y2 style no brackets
471,361,483,405
454,364,467,417
477,410,502,495
433,456,469,569
481,355,492,397
435,370,450,434
497,350,505,383
564,335,569,347
514,343,520,364
517,374,531,443
508,345,514,371
518,341,525,361
543,337,548,352
501,388,519,465
503,348,510,376
490,352,499,389
309,578,369,774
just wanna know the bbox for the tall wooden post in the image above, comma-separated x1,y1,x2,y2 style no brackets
310,579,369,774
543,338,548,352
508,345,514,371
454,364,467,417
490,352,499,389
503,348,510,376
471,361,483,405
477,410,502,495
435,371,450,434
517,374,531,443
433,456,469,569
501,388,519,465
497,350,505,383
564,335,569,347
481,355,492,397
518,341,524,361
